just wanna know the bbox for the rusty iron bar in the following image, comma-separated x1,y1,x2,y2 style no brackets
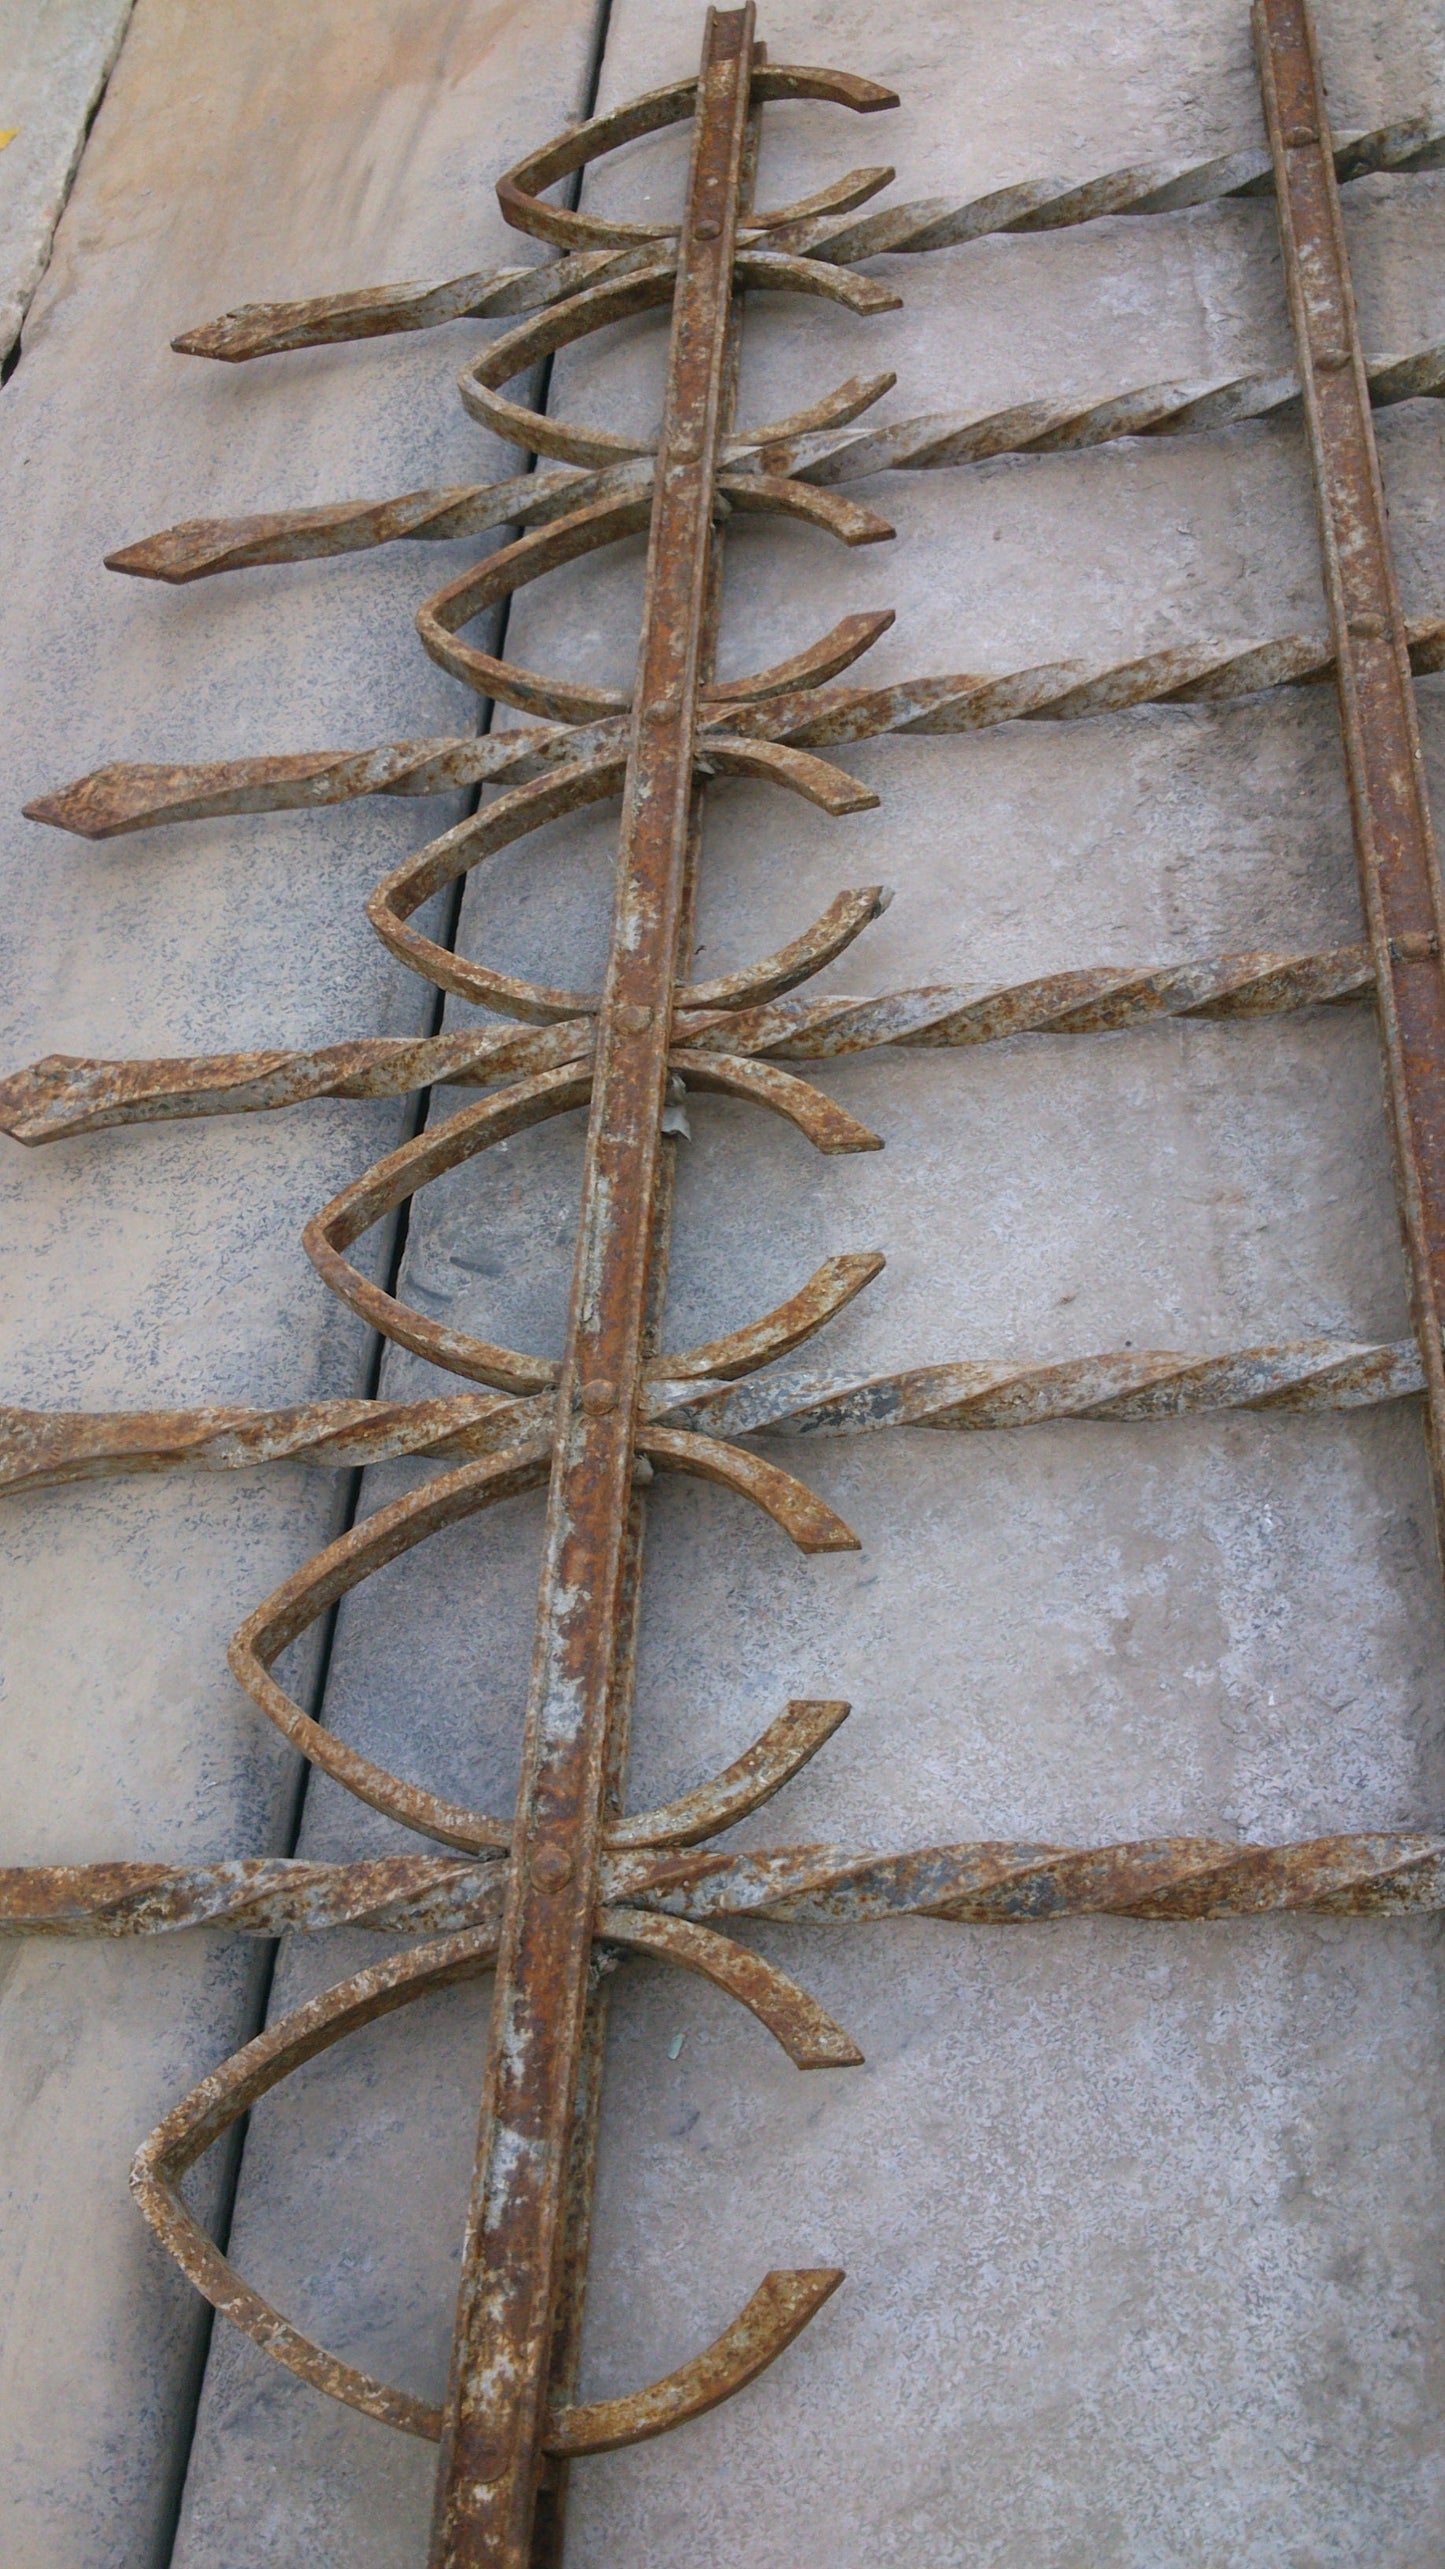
163,111,1445,365
753,340,1445,479
118,1916,847,2454
426,19,773,2561
532,1474,645,2564
28,28,907,2547
27,615,1445,844
662,1335,1427,1436
793,113,1445,255
0,940,1391,1144
1255,0,1445,1548
528,65,772,2560
0,1333,1428,1498
100,338,1445,588
5,1834,1444,1936
91,1798,1441,2456
680,941,1384,1050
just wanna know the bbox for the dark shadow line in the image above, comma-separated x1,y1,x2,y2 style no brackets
153,1,619,2555
1,1,139,388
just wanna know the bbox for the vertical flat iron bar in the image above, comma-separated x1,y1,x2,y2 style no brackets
428,13,758,2565
1255,0,1445,1540
528,1492,647,2569
526,72,764,2569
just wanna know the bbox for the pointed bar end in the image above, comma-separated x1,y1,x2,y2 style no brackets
841,504,897,545
22,790,91,836
104,537,190,583
170,322,242,360
818,1114,884,1154
820,74,899,113
23,780,129,839
808,2032,865,2068
808,1519,865,1554
0,1072,42,1143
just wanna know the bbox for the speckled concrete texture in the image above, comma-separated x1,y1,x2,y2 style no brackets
0,0,603,2561
9,0,1445,2563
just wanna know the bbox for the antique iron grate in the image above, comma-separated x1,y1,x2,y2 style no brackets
3,2,1445,2560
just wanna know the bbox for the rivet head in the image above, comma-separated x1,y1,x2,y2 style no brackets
464,2434,510,2486
1348,611,1385,640
531,1842,574,1891
694,216,721,240
580,1377,618,1416
615,1000,653,1034
1315,344,1350,371
1284,123,1318,147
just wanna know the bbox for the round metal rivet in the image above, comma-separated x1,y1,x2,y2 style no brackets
581,1377,618,1416
694,216,721,239
466,2439,509,2487
1315,345,1350,370
615,1001,653,1034
531,1842,574,1891
1284,124,1317,147
1349,612,1385,640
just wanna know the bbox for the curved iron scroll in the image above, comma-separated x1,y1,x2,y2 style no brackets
115,19,896,2562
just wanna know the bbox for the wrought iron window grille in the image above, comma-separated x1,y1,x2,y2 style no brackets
3,3,1445,2561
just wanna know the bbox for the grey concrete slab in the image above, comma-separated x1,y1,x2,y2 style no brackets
0,0,134,368
0,0,605,2560
166,1,1445,2564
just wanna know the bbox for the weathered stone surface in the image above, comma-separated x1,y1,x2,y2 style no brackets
0,0,134,368
12,0,1445,2563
